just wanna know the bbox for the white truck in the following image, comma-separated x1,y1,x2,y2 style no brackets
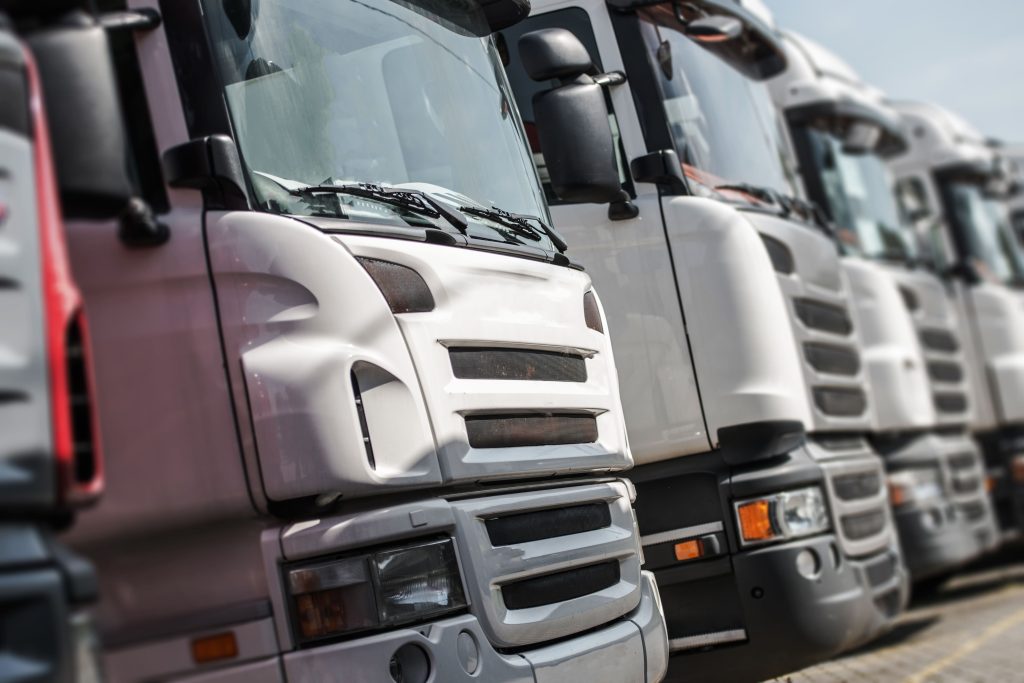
503,1,908,680
888,101,1024,539
21,0,669,681
0,13,104,682
767,32,999,581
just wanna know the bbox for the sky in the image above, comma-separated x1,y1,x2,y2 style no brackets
768,1,1024,143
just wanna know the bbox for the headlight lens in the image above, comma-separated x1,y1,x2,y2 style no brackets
735,486,830,545
287,538,466,644
888,468,944,507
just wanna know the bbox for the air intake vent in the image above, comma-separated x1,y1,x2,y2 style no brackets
934,392,967,413
960,501,987,522
927,360,963,383
66,319,97,486
465,413,598,449
486,503,611,546
502,561,620,610
832,471,882,501
865,553,898,588
898,286,920,312
813,387,867,417
947,453,976,470
794,298,853,335
841,509,886,540
760,234,794,274
920,328,958,352
350,372,375,469
804,342,860,376
449,348,587,383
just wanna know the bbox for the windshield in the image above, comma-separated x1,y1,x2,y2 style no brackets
201,0,553,250
799,126,917,262
636,4,798,201
944,179,1024,285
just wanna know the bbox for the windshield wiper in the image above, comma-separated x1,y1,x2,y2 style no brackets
291,183,469,234
715,183,834,236
458,205,568,253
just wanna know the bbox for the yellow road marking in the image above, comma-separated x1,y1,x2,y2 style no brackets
904,593,1024,683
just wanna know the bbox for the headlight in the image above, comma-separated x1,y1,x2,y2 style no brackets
888,468,944,507
286,538,467,644
735,486,830,545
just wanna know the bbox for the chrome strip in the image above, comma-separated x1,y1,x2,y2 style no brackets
669,629,748,652
641,521,724,547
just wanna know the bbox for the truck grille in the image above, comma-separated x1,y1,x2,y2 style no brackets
451,481,643,648
803,342,860,376
934,392,968,414
449,347,588,382
947,451,982,496
486,503,611,546
818,450,895,558
927,360,963,383
464,413,598,449
813,386,867,416
502,561,620,610
794,298,853,335
920,328,958,352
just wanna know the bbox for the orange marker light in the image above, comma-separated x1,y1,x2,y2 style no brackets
737,500,775,542
985,475,996,493
674,539,704,561
889,483,907,507
191,632,238,664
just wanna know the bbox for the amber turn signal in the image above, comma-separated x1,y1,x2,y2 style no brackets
736,500,775,542
674,539,704,561
191,632,238,664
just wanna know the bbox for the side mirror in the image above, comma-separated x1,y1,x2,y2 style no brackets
519,28,624,204
27,13,133,220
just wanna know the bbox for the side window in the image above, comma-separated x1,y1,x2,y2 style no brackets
98,0,169,213
896,175,950,272
501,9,632,205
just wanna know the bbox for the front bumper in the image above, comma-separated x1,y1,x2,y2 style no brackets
662,534,905,683
977,427,1024,535
893,503,977,580
275,571,666,683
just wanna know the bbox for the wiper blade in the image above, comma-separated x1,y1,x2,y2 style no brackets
292,183,469,234
715,182,834,237
458,205,568,253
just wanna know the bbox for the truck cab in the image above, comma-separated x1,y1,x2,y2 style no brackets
888,101,1024,538
0,13,105,683
504,1,907,680
767,31,999,580
20,0,668,681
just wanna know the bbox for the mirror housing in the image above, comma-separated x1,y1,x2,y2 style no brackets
27,12,133,219
481,0,531,32
520,29,623,204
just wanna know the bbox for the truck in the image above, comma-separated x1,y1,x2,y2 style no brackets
18,0,669,681
766,31,1000,582
0,13,105,683
888,101,1024,539
502,1,908,680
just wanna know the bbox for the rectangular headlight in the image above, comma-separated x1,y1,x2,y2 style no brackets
888,467,944,507
735,486,831,546
286,538,467,644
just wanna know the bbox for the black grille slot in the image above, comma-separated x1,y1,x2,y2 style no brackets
465,413,598,449
804,342,860,376
502,561,620,610
814,434,868,451
66,319,97,485
934,392,968,413
951,474,980,495
813,387,867,417
927,360,963,383
920,328,959,352
832,471,882,501
794,298,853,335
865,553,897,588
875,589,902,618
350,372,375,470
948,453,976,470
760,234,794,274
960,501,987,522
486,503,611,546
449,348,587,383
841,509,887,540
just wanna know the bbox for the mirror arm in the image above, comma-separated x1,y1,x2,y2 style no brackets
163,135,250,211
592,71,627,88
99,8,162,33
608,190,639,221
630,150,689,194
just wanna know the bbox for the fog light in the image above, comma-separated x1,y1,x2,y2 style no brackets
389,643,430,683
795,549,821,579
